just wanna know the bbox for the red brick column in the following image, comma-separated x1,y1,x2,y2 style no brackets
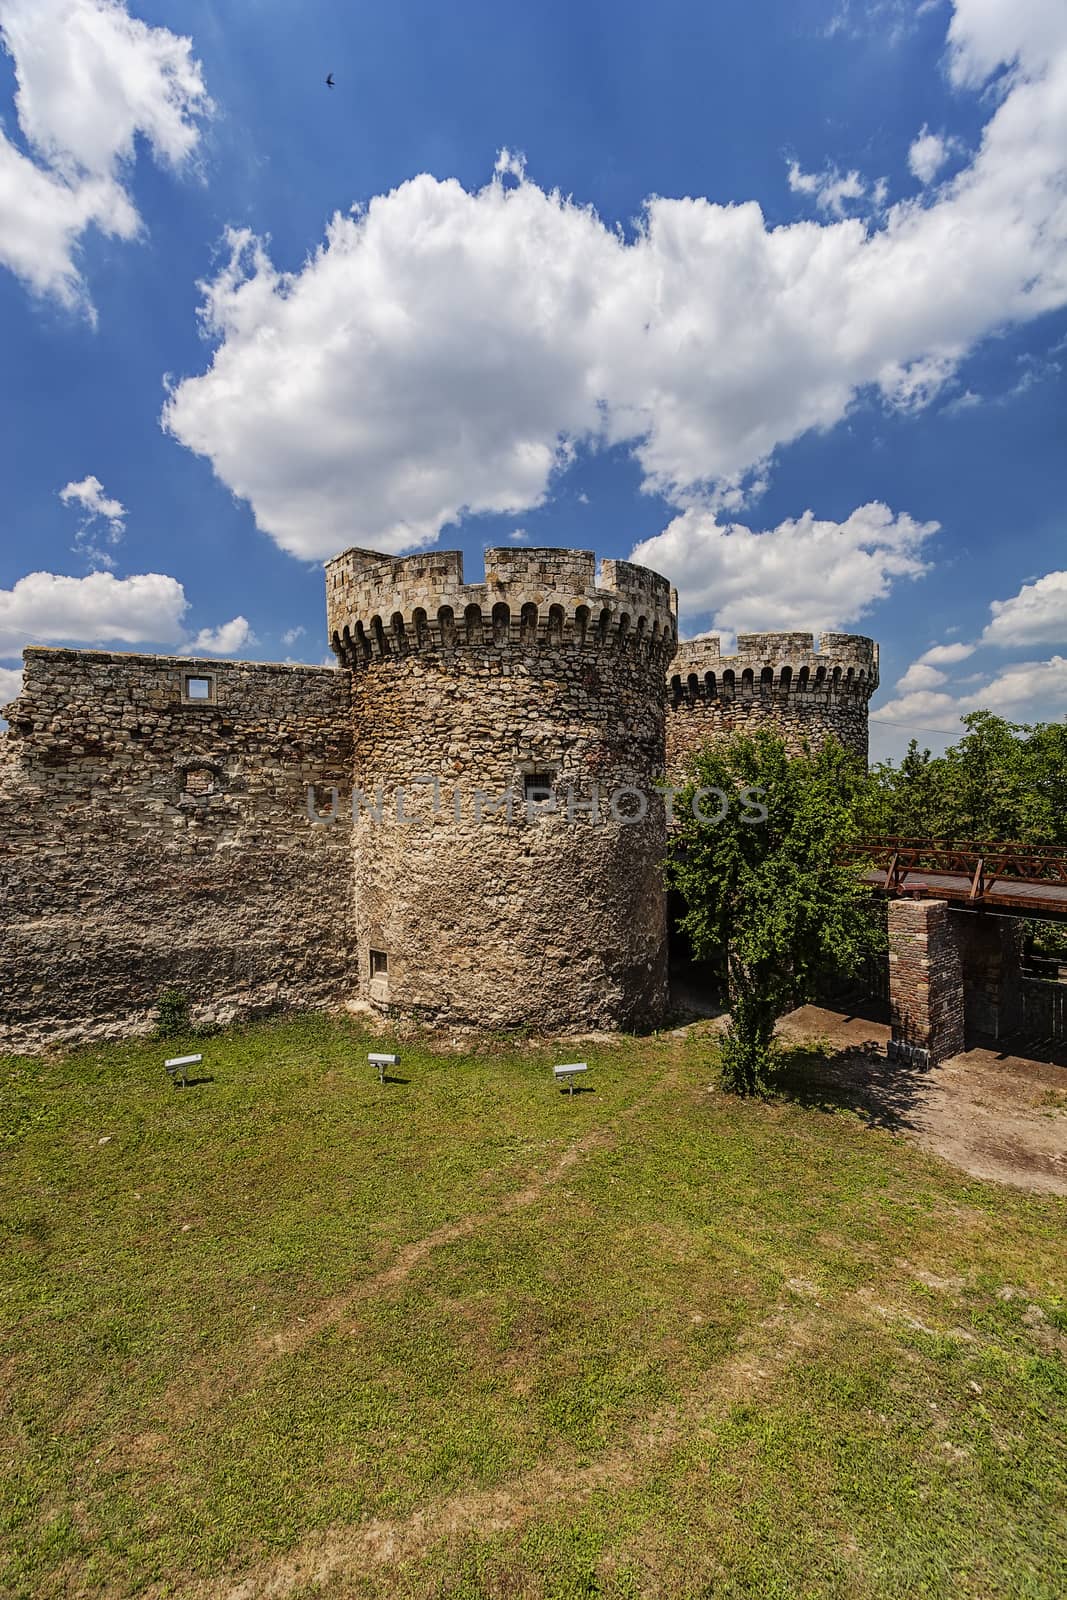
887,899,965,1066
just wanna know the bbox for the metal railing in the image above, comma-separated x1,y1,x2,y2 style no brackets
853,838,1067,914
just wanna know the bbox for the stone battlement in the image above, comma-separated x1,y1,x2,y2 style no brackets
326,546,677,667
670,631,878,698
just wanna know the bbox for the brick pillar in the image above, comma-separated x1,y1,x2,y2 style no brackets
887,899,965,1067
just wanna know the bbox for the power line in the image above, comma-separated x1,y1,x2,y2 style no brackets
869,716,961,735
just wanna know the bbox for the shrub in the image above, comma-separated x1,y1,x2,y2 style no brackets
154,989,190,1038
718,991,778,1097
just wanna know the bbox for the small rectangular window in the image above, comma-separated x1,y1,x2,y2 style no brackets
184,674,214,703
369,949,388,977
523,772,554,805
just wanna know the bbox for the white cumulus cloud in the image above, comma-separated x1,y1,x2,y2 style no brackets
873,688,966,732
189,616,254,655
0,662,23,711
164,199,608,557
493,146,526,182
946,0,1067,86
786,159,873,217
879,563,1067,740
629,502,938,633
0,0,212,313
59,473,126,529
975,654,1067,709
981,569,1067,648
0,136,138,310
163,2,1067,560
895,661,948,691
878,655,1067,731
0,569,188,655
908,125,954,184
918,640,977,665
59,472,127,568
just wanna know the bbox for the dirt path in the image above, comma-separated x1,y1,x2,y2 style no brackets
181,1257,1036,1600
258,1052,682,1362
186,1289,832,1600
260,1119,619,1361
776,1004,1067,1195
130,1049,684,1448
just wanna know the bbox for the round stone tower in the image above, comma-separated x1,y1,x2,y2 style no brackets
326,545,678,1032
667,631,879,772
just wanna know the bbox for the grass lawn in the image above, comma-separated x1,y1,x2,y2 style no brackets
1,1013,1065,1598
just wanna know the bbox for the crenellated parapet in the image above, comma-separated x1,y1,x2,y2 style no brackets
670,631,878,699
326,546,678,668
667,631,879,767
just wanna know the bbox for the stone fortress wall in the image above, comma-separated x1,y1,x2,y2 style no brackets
0,650,352,1052
326,545,678,1032
0,544,877,1052
666,631,879,770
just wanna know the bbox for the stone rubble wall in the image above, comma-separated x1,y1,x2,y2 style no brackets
0,649,352,1053
0,543,884,1052
666,631,879,768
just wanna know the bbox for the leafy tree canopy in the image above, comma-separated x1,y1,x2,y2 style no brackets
868,711,1067,845
668,730,881,1093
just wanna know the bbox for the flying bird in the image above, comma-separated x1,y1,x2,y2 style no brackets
325,73,334,88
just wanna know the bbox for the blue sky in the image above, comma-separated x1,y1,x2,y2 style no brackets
1,0,1064,761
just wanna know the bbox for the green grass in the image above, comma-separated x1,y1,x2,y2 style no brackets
1,1013,1064,1598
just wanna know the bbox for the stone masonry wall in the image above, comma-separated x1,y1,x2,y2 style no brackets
887,898,966,1066
327,545,677,1032
0,649,352,1052
666,631,879,771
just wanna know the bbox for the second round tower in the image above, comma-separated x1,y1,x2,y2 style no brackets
667,631,879,771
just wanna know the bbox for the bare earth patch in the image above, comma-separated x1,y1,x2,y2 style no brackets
776,1004,1067,1195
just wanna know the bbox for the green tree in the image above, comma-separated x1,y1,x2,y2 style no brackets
1024,720,1067,844
941,711,1040,841
668,731,882,1095
868,712,1067,846
866,711,1067,964
867,739,949,838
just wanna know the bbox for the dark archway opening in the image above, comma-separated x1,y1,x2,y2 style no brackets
667,888,723,1017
